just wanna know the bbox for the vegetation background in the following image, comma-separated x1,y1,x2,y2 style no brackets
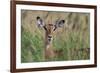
21,10,90,63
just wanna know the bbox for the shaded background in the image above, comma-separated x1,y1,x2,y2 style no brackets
21,10,90,63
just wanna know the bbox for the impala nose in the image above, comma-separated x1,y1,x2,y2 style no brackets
48,35,52,42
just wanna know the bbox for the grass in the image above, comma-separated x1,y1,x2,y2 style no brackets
53,30,90,61
21,26,90,62
21,26,44,62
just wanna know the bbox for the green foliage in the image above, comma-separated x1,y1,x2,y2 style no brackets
53,31,90,61
21,27,44,62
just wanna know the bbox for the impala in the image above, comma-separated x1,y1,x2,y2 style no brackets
36,16,65,60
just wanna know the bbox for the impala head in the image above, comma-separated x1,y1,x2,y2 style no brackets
36,16,65,44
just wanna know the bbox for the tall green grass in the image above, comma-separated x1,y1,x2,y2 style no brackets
21,26,44,62
21,27,90,62
53,30,90,61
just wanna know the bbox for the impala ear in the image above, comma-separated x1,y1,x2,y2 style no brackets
36,16,44,28
54,20,65,31
57,20,65,27
36,16,47,31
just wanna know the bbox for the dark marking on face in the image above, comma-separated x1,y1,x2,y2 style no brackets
47,35,52,43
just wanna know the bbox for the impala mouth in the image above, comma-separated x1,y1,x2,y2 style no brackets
48,38,51,42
